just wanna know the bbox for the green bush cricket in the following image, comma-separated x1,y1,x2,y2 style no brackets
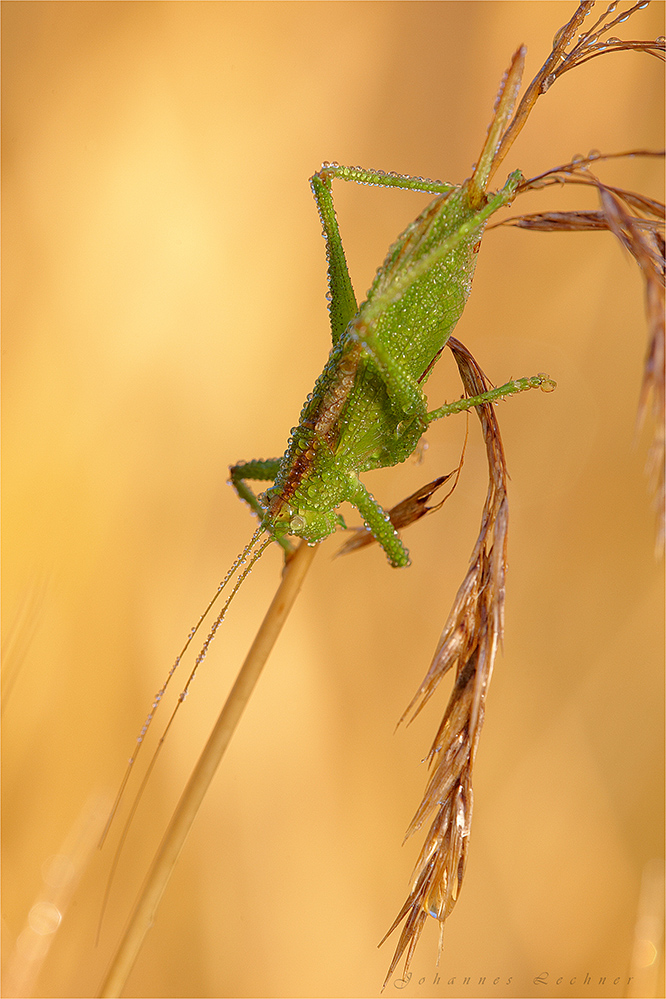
99,2,664,992
229,145,554,567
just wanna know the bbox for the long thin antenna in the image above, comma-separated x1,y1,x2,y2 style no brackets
97,531,273,941
99,526,266,850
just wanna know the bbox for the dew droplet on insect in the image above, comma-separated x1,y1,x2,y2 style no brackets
536,373,557,393
587,149,601,160
571,152,584,165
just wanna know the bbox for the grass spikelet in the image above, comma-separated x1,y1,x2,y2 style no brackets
493,2,664,176
595,180,665,548
382,337,510,985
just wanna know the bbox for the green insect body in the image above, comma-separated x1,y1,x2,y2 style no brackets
230,66,548,567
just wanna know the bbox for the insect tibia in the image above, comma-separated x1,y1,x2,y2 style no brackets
349,478,411,567
315,162,455,197
337,473,460,558
425,371,556,425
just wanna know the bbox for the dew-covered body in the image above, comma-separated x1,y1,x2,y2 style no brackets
234,166,529,565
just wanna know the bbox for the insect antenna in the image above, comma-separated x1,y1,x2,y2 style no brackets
97,526,274,937
99,525,269,848
98,532,274,940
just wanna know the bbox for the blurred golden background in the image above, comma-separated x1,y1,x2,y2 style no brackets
3,3,664,997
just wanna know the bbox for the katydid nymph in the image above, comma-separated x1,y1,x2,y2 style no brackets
100,2,664,992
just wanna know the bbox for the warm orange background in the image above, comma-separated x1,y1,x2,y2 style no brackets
3,3,664,998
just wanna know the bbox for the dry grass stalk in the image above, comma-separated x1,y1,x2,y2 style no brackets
381,338,510,984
